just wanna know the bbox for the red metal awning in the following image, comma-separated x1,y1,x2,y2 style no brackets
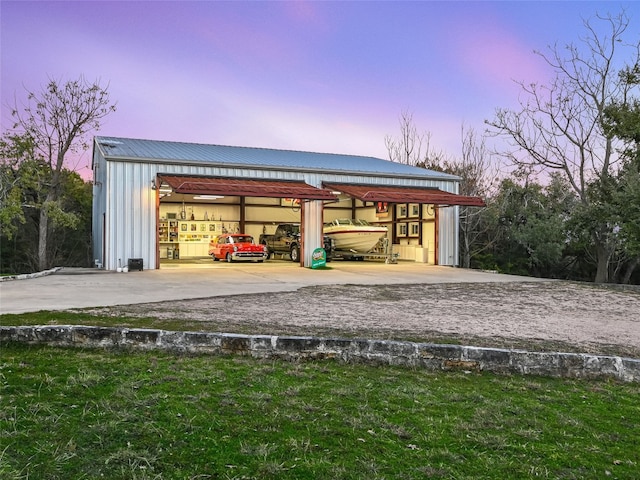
158,175,337,200
323,183,485,207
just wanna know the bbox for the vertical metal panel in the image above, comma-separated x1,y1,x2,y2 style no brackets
302,173,329,267
103,160,157,271
91,147,107,267
438,171,460,267
303,200,324,267
437,206,459,266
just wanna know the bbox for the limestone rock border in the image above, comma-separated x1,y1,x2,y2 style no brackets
0,267,62,282
2,325,638,383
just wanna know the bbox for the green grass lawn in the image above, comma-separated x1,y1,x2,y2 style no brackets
1,343,639,479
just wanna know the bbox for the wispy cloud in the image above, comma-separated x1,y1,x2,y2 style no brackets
442,9,553,94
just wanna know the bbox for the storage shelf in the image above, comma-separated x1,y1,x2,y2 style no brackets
158,220,240,258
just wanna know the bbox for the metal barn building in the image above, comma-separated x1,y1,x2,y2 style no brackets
91,136,483,271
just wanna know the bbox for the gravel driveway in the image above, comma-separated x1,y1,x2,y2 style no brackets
78,280,640,358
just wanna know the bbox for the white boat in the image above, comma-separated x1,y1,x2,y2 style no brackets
323,219,388,252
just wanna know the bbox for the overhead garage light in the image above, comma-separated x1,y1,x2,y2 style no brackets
193,195,224,200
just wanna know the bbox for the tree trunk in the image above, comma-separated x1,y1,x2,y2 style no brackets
37,189,57,271
622,257,639,285
462,250,471,269
460,230,471,269
37,207,49,271
594,243,611,284
459,209,470,269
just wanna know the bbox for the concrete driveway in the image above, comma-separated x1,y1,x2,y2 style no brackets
0,262,542,314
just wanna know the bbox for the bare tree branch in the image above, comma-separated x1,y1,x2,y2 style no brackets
486,12,640,282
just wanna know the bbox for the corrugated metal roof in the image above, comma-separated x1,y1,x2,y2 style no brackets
95,136,458,180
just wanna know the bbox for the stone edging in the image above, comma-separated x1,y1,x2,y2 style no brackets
2,325,639,383
0,267,62,282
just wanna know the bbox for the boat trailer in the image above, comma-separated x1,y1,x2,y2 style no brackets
331,238,399,264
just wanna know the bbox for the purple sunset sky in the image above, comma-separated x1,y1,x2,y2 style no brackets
2,1,639,178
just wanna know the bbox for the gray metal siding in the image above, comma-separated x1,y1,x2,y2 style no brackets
438,206,459,266
438,182,460,266
91,147,107,267
104,161,157,271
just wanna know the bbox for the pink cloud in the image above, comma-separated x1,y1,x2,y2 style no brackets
185,2,330,74
444,13,553,93
281,0,324,25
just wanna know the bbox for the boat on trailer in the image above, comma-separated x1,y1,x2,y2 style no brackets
323,218,388,253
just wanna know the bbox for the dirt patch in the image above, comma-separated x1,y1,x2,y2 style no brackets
76,281,640,358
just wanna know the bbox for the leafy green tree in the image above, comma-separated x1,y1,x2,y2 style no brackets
0,136,93,273
1,135,42,272
52,170,93,267
8,76,115,270
616,173,640,283
485,174,578,278
0,134,33,240
599,64,640,282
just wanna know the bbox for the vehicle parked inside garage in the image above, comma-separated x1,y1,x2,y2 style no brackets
260,223,334,262
209,234,268,263
323,218,388,252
